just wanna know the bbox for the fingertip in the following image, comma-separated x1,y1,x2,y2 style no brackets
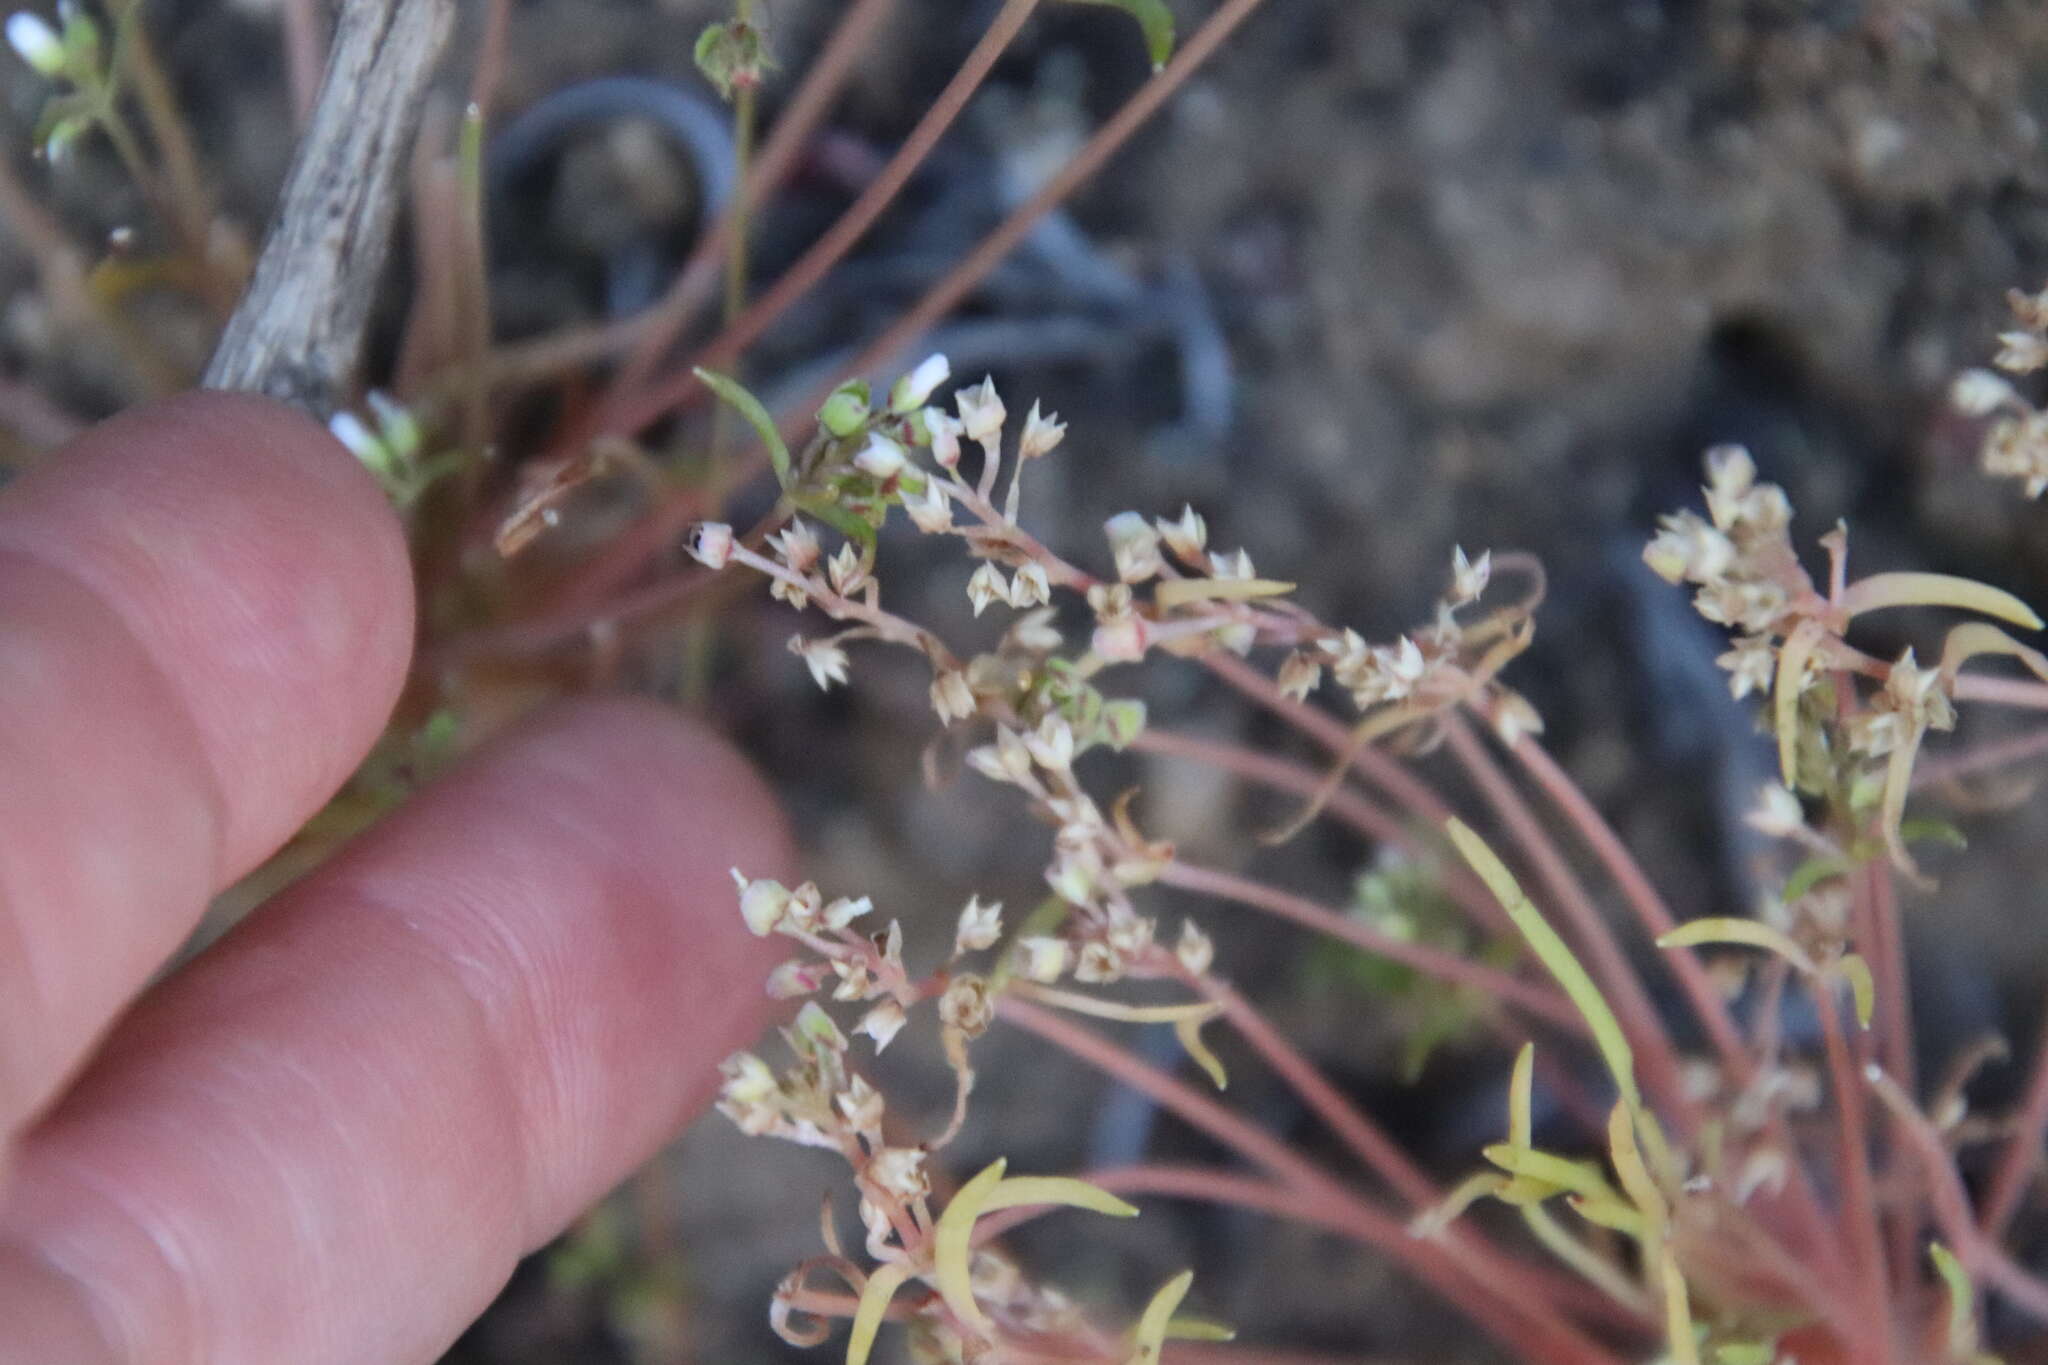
0,391,416,867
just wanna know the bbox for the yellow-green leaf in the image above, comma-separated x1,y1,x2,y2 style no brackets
1930,1240,1981,1360
1153,576,1296,609
1128,1270,1194,1364
696,367,794,490
1482,1144,1619,1205
1837,953,1876,1030
1445,820,1640,1115
1408,1170,1508,1238
1175,1012,1229,1090
1522,1203,1651,1313
1508,1042,1535,1151
1840,572,2044,631
1660,1245,1700,1365
1938,620,2048,686
1607,1100,1667,1231
1164,1317,1236,1342
933,1158,1009,1332
1775,618,1827,789
982,1175,1141,1220
847,1262,912,1365
1657,917,1817,975
1063,0,1175,71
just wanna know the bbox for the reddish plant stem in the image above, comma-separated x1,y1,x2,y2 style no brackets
464,0,514,123
1200,652,1457,824
1816,978,1898,1365
768,0,1277,448
1130,728,1509,936
604,0,1043,436
1157,860,1581,1033
1441,714,1687,1124
1953,676,2048,711
1869,1065,2048,1327
1982,1006,2048,1240
996,999,1629,1365
1496,723,1750,1072
1913,722,2048,791
1853,859,1918,1296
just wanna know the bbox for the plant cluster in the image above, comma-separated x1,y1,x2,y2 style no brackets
685,351,2048,1365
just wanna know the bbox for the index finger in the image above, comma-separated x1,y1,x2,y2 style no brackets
0,392,415,1147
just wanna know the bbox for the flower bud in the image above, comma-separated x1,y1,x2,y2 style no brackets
955,376,1006,445
817,381,871,438
7,12,62,75
888,353,950,414
1018,400,1066,460
853,432,907,482
686,521,735,569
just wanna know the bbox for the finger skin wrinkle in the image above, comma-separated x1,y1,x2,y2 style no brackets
0,549,228,1136
0,701,790,1365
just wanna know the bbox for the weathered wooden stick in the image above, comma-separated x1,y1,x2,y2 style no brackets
203,0,453,415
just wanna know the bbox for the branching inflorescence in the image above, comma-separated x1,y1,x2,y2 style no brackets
682,328,2048,1365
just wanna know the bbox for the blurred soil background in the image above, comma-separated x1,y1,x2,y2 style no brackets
10,0,2048,1360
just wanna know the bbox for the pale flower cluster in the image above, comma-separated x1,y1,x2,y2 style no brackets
1953,282,2048,498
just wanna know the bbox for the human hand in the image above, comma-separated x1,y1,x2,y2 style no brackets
0,393,789,1364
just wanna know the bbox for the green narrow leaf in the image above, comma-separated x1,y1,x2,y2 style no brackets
1445,820,1638,1113
1836,953,1876,1030
1657,917,1817,975
1929,1240,1982,1360
1508,1042,1535,1151
1840,571,2044,631
1782,855,1847,904
1660,1246,1701,1365
1064,0,1175,71
1128,1270,1194,1364
846,1262,911,1365
695,366,793,489
982,1175,1140,1220
1774,618,1827,790
1174,1012,1229,1090
932,1157,1008,1332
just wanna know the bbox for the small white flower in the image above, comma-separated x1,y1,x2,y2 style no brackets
966,561,1007,616
836,1074,885,1131
954,896,1004,954
868,1145,929,1199
826,542,867,597
7,12,62,75
733,870,792,936
1018,400,1066,460
856,1000,907,1053
770,518,822,573
1007,561,1051,609
1208,548,1255,580
1005,607,1064,654
1996,331,2048,375
853,432,908,482
687,521,736,570
930,668,977,724
1950,368,2020,416
767,959,829,998
1156,504,1208,563
890,353,951,413
1449,546,1491,606
719,1051,779,1105
904,479,953,534
1091,615,1148,663
1105,511,1164,583
1175,920,1215,976
926,410,964,469
1745,784,1806,840
822,894,872,930
955,376,1006,446
1277,650,1321,701
789,634,850,690
1024,714,1075,771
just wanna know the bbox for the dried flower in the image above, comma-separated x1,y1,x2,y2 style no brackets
868,1146,930,1200
1277,650,1322,701
770,518,822,574
1105,511,1164,583
1008,562,1051,609
939,973,995,1037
